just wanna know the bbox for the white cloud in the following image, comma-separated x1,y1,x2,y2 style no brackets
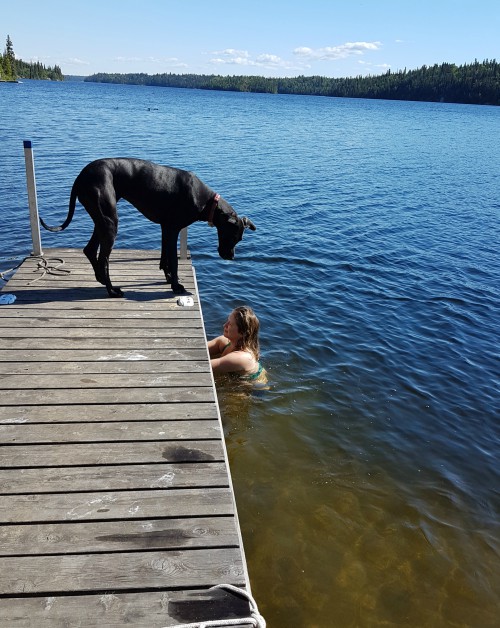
67,57,90,66
211,49,250,59
211,55,251,66
113,56,142,63
256,54,283,65
357,60,391,75
293,41,382,61
205,41,383,75
148,56,188,68
112,55,188,69
210,48,303,71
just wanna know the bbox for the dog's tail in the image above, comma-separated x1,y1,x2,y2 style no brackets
39,185,77,232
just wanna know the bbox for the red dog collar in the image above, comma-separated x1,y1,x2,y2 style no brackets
207,193,220,227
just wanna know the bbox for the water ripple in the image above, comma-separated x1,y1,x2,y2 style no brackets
1,81,499,627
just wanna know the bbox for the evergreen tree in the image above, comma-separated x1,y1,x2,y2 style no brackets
2,35,16,80
0,34,64,81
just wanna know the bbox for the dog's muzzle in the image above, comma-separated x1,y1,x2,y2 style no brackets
218,247,235,260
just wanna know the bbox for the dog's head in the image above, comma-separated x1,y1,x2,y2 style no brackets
215,198,256,260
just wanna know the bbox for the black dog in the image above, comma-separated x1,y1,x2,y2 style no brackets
40,158,256,297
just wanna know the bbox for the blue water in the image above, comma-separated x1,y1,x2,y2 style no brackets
1,80,499,626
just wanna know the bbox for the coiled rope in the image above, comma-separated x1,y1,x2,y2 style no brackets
167,584,266,628
1,255,70,283
28,255,70,283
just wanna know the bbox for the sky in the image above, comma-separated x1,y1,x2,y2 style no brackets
3,0,499,78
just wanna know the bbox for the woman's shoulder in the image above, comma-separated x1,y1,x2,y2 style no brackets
233,348,259,370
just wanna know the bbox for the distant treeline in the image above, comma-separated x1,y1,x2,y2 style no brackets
17,58,64,81
86,59,500,106
1,35,63,81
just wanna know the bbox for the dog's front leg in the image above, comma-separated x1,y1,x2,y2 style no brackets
160,225,185,295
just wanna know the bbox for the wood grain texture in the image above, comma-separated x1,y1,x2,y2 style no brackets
0,249,251,626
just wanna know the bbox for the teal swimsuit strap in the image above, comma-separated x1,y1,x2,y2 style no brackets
242,362,263,380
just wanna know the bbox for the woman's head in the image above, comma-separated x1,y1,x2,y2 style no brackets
229,306,260,359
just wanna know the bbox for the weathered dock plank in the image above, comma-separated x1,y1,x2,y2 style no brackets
0,359,209,375
0,372,213,388
0,248,253,627
0,547,246,595
0,349,207,365
0,589,251,628
0,402,218,423
0,488,235,521
0,386,215,405
0,440,224,467
0,516,239,555
0,464,229,494
0,419,220,442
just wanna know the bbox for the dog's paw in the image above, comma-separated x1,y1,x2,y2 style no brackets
172,283,186,295
108,286,124,298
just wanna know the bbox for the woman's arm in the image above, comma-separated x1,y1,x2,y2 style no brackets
207,335,227,357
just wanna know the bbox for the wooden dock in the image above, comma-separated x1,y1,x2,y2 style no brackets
0,248,254,627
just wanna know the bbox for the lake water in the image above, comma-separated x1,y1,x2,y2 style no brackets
1,80,499,627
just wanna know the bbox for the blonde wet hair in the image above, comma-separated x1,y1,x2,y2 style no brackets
232,306,260,360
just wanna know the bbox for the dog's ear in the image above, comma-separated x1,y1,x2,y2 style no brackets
242,217,257,231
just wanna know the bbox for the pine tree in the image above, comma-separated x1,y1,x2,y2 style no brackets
4,35,16,80
1,35,16,80
1,35,64,81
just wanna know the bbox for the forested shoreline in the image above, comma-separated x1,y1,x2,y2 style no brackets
1,35,63,81
16,58,64,81
86,59,500,106
2,31,498,106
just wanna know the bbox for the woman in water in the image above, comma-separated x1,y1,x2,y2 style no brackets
208,306,266,383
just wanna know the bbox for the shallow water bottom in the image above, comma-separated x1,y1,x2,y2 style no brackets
217,384,499,627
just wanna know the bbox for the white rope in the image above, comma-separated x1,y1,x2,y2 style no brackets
1,254,70,283
166,584,266,628
28,255,70,283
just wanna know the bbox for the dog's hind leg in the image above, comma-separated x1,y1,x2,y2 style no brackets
96,215,123,297
83,208,122,297
83,229,106,284
78,177,123,297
